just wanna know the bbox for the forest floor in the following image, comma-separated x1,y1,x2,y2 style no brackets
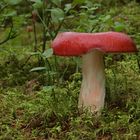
0,1,140,140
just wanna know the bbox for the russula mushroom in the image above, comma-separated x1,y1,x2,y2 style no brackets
52,31,137,113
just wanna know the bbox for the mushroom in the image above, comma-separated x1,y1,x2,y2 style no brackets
52,31,137,113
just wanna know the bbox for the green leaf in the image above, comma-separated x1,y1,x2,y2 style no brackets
3,10,17,17
42,48,53,58
72,0,85,6
30,67,47,72
102,15,111,22
32,0,43,9
51,8,64,23
51,0,62,6
64,4,72,13
4,0,22,5
114,22,125,32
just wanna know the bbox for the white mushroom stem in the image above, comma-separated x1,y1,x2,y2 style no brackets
79,50,105,113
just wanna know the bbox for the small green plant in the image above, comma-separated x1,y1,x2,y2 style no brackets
0,0,21,45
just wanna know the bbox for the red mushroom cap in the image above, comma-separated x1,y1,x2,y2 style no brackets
52,32,137,56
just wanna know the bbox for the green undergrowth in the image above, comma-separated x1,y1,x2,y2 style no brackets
0,55,140,139
0,1,140,140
